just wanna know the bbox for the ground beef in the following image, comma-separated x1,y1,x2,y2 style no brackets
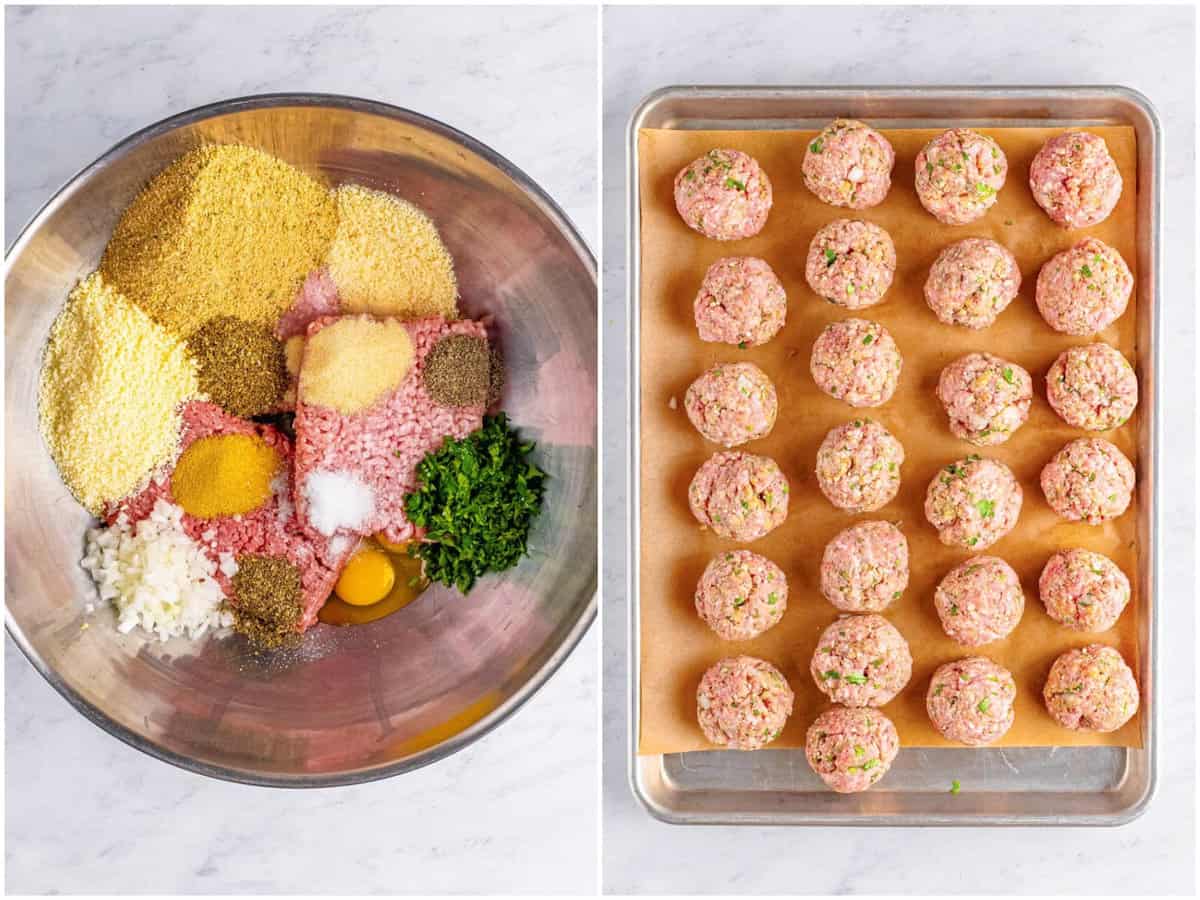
924,238,1022,329
696,655,794,750
684,361,778,447
819,520,909,613
810,613,912,707
810,318,902,408
934,556,1025,646
802,119,895,209
926,656,1017,745
1035,238,1133,335
693,256,787,347
1040,437,1135,524
914,128,1008,225
694,550,788,641
1029,131,1123,228
815,419,904,513
805,219,897,309
293,316,487,545
1046,343,1138,431
674,149,773,241
1043,644,1138,732
1039,548,1131,633
688,450,789,542
924,455,1022,550
806,705,900,793
936,352,1032,445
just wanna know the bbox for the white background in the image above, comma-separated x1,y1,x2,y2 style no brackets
602,4,1196,895
5,5,598,895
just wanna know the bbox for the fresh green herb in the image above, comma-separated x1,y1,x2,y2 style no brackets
976,183,995,198
967,536,980,547
950,779,961,795
892,591,901,600
949,602,960,616
732,596,747,607
975,499,995,519
1081,264,1093,278
854,745,865,757
405,413,547,592
844,674,868,685
810,138,824,154
1002,367,1015,384
724,177,746,192
822,670,841,680
738,341,748,350
862,759,879,770
925,162,934,176
824,248,838,266
977,698,991,713
863,333,875,345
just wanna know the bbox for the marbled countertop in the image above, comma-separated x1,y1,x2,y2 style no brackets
5,6,597,895
602,5,1196,895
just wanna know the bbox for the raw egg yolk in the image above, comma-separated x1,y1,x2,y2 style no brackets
334,548,395,606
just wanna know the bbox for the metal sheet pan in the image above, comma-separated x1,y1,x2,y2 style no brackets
626,86,1161,826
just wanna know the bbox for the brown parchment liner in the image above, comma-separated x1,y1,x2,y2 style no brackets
637,125,1142,754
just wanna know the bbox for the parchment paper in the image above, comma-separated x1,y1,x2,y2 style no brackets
637,125,1141,753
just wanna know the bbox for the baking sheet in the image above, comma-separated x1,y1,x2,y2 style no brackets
637,125,1141,754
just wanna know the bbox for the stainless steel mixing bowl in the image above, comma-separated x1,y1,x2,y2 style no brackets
5,94,597,785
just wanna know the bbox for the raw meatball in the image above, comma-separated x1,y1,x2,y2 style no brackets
695,550,788,641
806,706,900,793
697,655,794,750
1039,548,1131,633
693,256,787,347
1040,438,1134,524
810,613,912,707
815,419,905,513
924,238,1022,329
1035,238,1133,335
1043,644,1139,733
914,128,1008,225
819,521,909,613
1046,343,1138,431
685,362,778,447
802,119,895,209
688,450,789,542
936,352,1033,445
805,219,897,309
674,149,773,241
925,455,1022,550
926,657,1017,746
934,556,1025,647
1029,131,1123,229
810,319,902,407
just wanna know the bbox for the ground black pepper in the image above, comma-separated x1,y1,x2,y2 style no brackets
188,316,287,417
423,334,491,407
231,554,303,649
487,347,505,407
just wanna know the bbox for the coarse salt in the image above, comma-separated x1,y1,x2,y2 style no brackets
302,470,376,536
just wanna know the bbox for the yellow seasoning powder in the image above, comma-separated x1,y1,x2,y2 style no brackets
326,185,458,319
298,317,415,414
100,144,338,336
38,272,199,513
171,433,281,519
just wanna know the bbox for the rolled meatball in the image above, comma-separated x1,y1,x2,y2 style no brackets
1029,131,1123,229
924,238,1022,329
685,362,778,447
1035,238,1133,335
1043,644,1139,733
1040,438,1134,524
819,520,909,613
936,352,1033,445
926,657,1017,746
693,256,787,347
810,318,902,408
697,655,794,750
695,550,788,641
914,128,1008,225
802,119,895,209
1046,343,1138,431
815,419,905,513
806,706,900,793
1039,548,1131,633
674,148,773,241
688,450,789,541
925,455,1022,550
934,556,1025,647
805,219,897,309
810,613,912,707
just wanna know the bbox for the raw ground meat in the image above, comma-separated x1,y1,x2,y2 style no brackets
1043,644,1139,732
674,149,773,241
687,450,790,542
933,556,1025,646
1039,437,1135,524
926,656,1017,745
802,119,895,209
696,655,794,750
694,549,787,641
806,705,900,793
1039,548,1131,633
684,361,778,447
692,256,787,347
276,268,342,340
819,520,909,613
109,401,356,631
810,613,912,707
914,128,1008,225
1035,238,1133,336
293,315,487,545
1029,131,1123,228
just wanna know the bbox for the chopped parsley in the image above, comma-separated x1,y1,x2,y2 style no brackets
809,138,824,154
1081,264,1093,278
822,670,841,680
844,674,868,685
724,177,746,192
1002,367,1015,384
824,248,838,266
975,498,995,519
862,333,875,345
977,698,991,713
737,341,748,349
950,779,961,795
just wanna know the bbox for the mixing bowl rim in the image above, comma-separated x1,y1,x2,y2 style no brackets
4,91,598,788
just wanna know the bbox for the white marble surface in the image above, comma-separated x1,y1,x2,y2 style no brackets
602,5,1196,895
5,6,598,895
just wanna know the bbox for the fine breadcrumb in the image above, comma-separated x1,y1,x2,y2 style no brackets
326,185,458,319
